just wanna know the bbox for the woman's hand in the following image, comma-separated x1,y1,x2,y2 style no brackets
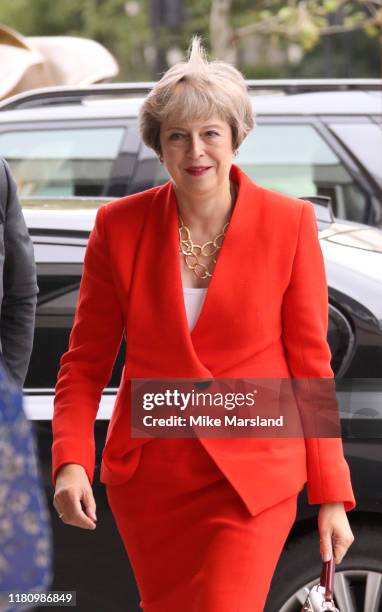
53,464,97,530
318,502,354,564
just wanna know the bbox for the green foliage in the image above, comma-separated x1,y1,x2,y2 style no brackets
0,0,153,80
278,6,295,22
323,0,340,12
242,62,287,79
364,24,379,37
290,27,380,78
0,0,82,35
299,21,321,51
0,0,380,80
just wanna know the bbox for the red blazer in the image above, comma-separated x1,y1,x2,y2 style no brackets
52,164,355,516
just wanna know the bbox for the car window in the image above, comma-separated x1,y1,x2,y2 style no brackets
26,266,81,389
328,122,382,187
26,259,124,389
153,160,171,186
0,127,125,197
236,124,369,223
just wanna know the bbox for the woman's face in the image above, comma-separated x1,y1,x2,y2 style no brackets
159,116,234,197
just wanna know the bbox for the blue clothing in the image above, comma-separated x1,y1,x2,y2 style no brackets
0,356,52,611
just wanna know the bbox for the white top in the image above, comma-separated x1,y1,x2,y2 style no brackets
183,287,207,331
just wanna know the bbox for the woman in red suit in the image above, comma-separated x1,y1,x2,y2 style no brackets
52,36,355,611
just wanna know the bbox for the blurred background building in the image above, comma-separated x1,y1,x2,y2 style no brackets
0,24,119,100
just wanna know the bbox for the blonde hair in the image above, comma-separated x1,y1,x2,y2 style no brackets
138,35,255,157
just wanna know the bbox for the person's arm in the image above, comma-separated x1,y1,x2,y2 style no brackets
0,159,38,388
281,201,355,563
52,203,124,487
281,200,355,510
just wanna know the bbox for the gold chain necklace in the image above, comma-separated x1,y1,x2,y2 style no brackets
178,216,230,279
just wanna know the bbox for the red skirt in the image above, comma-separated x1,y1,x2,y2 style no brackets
106,438,298,612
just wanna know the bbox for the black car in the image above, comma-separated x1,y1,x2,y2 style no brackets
0,79,381,228
22,191,382,612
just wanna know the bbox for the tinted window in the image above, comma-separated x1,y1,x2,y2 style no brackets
26,268,81,389
26,256,124,389
153,161,171,187
329,122,382,186
236,124,369,223
0,127,124,197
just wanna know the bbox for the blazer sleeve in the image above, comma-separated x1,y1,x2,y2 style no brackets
281,201,356,512
52,204,124,486
0,159,38,387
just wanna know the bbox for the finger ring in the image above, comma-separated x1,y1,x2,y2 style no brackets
58,513,64,519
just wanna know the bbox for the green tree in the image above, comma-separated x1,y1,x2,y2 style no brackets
0,0,380,79
0,0,153,80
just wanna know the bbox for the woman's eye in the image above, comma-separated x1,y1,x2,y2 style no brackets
169,131,219,140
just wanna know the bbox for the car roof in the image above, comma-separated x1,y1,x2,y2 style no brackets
251,90,382,115
0,99,143,122
0,89,380,123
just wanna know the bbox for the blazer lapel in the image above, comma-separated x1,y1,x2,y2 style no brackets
126,176,211,377
190,165,265,354
125,164,265,378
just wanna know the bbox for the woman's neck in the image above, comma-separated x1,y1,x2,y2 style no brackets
174,180,237,237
